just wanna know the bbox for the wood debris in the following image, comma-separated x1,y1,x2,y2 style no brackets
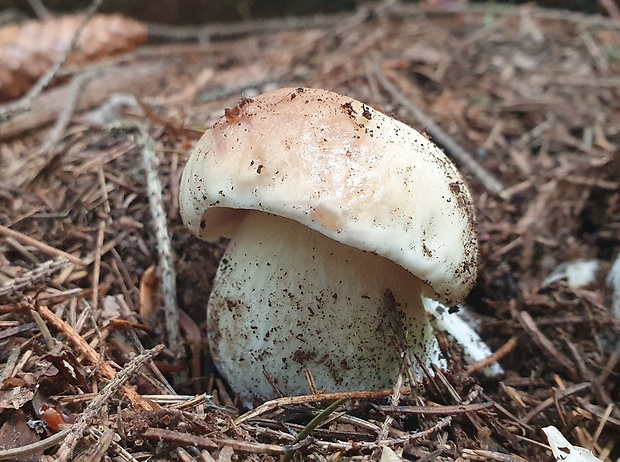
0,2,618,461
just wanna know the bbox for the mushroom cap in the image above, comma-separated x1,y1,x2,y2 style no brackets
180,87,478,305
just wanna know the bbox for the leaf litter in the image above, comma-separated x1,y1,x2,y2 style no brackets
0,3,619,461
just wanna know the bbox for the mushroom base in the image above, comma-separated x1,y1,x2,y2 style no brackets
207,211,445,406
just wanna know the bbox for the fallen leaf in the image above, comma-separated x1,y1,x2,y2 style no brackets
0,14,147,101
0,387,33,410
380,445,404,462
0,409,41,462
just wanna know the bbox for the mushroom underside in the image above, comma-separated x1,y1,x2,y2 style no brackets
207,210,445,405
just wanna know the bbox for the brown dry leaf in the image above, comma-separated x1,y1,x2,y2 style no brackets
38,351,90,394
0,387,34,410
0,14,147,102
140,265,158,321
380,446,405,462
0,409,41,462
217,446,234,462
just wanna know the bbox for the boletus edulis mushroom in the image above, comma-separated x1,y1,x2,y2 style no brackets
180,87,479,405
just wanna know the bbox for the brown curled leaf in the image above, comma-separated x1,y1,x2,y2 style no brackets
0,14,147,102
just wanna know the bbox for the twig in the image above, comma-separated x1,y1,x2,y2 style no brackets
580,402,620,429
599,347,619,386
371,290,408,461
0,225,85,267
0,347,20,386
0,0,106,122
520,382,591,425
0,257,71,299
580,30,608,72
465,336,518,375
37,72,91,156
431,368,484,432
198,76,291,103
462,448,529,462
88,427,139,462
599,0,620,19
55,344,164,461
5,237,40,264
36,302,155,410
137,124,182,356
538,75,620,88
246,421,435,455
147,12,347,42
0,323,37,342
513,118,554,151
75,220,105,334
375,401,494,415
141,428,286,456
0,62,170,140
517,311,578,380
175,447,195,462
373,61,506,197
385,3,620,31
97,167,112,215
235,388,416,426
590,403,614,451
564,339,617,420
371,372,403,461
27,0,51,18
73,427,115,462
30,309,56,348
305,417,452,452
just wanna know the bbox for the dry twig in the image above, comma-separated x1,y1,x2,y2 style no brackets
0,257,71,299
517,311,579,380
0,225,85,267
142,427,287,456
0,62,170,139
462,448,529,462
465,336,518,375
235,388,417,426
55,344,164,461
520,382,592,425
375,401,494,415
36,302,154,410
135,124,182,356
599,0,620,19
0,428,71,461
27,0,51,18
36,72,91,156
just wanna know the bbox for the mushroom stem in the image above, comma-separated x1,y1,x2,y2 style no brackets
207,211,445,404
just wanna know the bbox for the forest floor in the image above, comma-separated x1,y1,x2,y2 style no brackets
0,2,619,461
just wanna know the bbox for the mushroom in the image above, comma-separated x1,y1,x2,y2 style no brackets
180,87,479,405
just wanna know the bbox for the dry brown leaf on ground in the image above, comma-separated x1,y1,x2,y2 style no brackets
0,3,619,460
0,409,41,462
0,14,147,102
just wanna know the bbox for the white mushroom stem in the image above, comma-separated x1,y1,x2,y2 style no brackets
207,211,445,405
607,253,620,319
543,426,604,462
